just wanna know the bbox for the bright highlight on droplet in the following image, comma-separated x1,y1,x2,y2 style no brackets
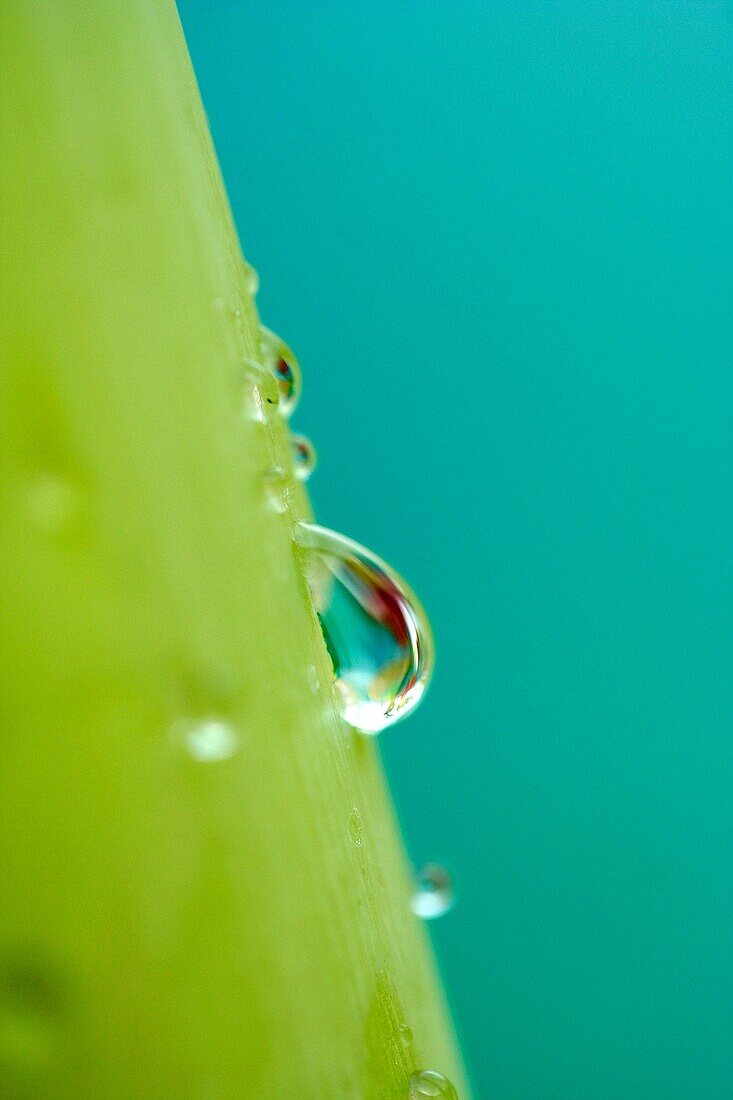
171,718,239,762
263,468,290,514
398,1024,413,1048
244,358,280,424
408,1070,458,1099
291,434,317,481
296,523,434,733
410,864,455,920
259,326,301,417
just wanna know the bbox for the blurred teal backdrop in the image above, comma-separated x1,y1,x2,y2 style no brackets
177,3,733,1096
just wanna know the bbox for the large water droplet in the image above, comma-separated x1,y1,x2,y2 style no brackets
259,326,301,417
411,864,455,920
291,434,317,481
408,1070,458,1098
297,523,434,733
170,717,240,762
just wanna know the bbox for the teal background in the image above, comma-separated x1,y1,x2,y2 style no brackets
177,3,733,1096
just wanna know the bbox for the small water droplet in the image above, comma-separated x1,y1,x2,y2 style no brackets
245,266,259,296
259,326,301,417
411,864,455,920
25,474,79,535
348,809,363,848
291,434,317,481
398,1024,413,1048
408,1070,458,1098
170,717,239,762
296,523,434,733
247,369,280,422
263,468,290,514
249,386,267,423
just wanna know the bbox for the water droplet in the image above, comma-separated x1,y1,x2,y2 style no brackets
263,468,290,514
170,717,239,762
296,523,434,733
249,386,267,423
245,265,259,296
247,369,280,422
398,1024,413,1048
408,1070,458,1099
291,434,317,481
410,864,455,920
25,474,79,535
259,326,301,417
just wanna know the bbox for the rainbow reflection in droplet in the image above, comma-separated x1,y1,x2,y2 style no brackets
258,325,301,417
291,434,317,481
297,523,434,734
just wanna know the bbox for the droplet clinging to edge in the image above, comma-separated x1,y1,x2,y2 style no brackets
244,265,259,296
408,1070,458,1098
291,434,317,481
410,863,455,920
296,523,434,734
263,468,290,514
258,325,301,417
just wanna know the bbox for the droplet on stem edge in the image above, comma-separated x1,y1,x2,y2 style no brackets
258,325,302,417
291,434,317,481
245,265,259,296
296,522,434,734
408,1069,458,1098
243,359,280,423
263,468,290,514
411,863,455,920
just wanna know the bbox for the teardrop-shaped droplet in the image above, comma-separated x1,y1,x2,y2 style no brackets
408,1070,458,1099
296,523,434,733
291,434,317,481
259,326,301,417
411,863,455,920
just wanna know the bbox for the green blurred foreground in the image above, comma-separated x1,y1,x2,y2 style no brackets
0,4,468,1096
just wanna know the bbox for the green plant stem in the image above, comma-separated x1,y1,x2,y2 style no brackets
0,3,469,1096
